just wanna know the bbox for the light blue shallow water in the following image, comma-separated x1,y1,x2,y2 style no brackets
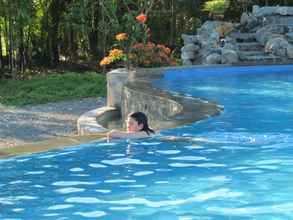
1,65,293,220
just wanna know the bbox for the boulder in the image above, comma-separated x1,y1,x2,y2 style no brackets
265,37,289,57
240,12,259,31
182,59,193,66
181,51,196,60
253,6,276,17
205,53,221,65
255,28,271,45
181,34,199,45
256,27,283,45
253,5,293,17
197,21,222,46
276,7,293,16
181,43,200,53
221,49,239,64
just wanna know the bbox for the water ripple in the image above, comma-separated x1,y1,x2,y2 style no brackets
156,150,181,155
207,202,293,216
88,163,107,168
133,171,154,176
109,206,135,210
74,211,106,218
66,197,101,204
52,181,98,186
169,156,208,161
47,204,73,210
104,179,136,183
69,168,84,172
55,187,85,194
65,188,242,208
101,158,156,166
25,171,45,175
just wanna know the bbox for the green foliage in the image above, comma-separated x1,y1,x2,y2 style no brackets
203,0,230,14
1,0,292,75
0,72,106,106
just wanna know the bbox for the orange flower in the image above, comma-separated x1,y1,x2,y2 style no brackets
109,49,124,58
116,33,128,41
136,13,147,23
100,57,112,66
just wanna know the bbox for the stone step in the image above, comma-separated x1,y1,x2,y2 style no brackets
239,54,282,63
231,32,257,43
237,42,263,51
239,51,267,58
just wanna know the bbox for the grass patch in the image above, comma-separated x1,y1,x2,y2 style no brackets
0,72,106,106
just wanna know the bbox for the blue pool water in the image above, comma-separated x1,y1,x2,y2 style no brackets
1,65,293,219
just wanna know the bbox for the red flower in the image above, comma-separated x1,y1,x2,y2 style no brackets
136,13,147,23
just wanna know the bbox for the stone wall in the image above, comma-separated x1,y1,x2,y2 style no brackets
181,21,238,65
121,81,183,130
181,5,293,65
105,67,222,131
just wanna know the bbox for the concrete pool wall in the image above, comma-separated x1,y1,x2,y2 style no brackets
78,66,223,134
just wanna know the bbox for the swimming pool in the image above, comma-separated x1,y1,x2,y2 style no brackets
1,64,293,219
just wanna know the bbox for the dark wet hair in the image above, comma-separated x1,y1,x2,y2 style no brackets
128,112,155,135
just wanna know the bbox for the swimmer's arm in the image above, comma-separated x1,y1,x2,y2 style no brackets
107,130,149,140
159,135,209,142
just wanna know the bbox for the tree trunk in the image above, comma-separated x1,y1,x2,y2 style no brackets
0,30,3,72
69,23,78,62
47,0,73,65
48,0,61,65
18,26,25,73
169,0,175,46
88,3,99,60
8,7,17,78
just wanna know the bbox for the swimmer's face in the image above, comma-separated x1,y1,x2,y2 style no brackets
126,116,143,132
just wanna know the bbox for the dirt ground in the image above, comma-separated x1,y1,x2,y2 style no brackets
0,97,105,148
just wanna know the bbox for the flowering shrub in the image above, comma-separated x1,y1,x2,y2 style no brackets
99,13,177,68
99,49,125,66
129,42,177,67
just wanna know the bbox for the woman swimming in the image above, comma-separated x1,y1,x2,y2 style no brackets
107,112,155,140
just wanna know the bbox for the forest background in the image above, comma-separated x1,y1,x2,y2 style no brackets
1,0,293,79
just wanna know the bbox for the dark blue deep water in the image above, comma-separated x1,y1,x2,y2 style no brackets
1,65,293,220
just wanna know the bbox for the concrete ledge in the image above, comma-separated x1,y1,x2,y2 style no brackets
77,106,117,135
0,133,107,158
